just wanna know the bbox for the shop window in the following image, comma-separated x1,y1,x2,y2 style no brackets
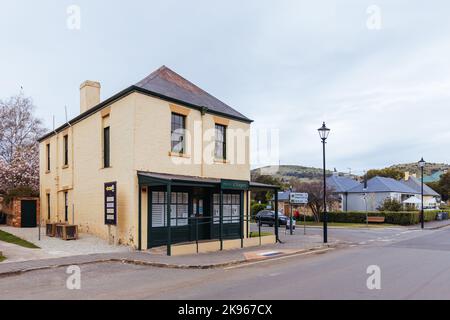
213,193,241,224
151,191,188,228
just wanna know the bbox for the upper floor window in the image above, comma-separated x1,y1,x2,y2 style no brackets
63,135,69,166
46,143,51,171
215,124,226,160
171,113,186,154
103,126,110,168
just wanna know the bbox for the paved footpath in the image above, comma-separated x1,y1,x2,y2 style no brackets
2,219,449,278
0,234,334,277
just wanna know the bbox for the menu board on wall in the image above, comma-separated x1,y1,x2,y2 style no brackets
104,182,117,225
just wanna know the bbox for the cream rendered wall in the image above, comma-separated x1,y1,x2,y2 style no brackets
133,93,250,181
133,94,251,249
40,94,138,246
40,91,252,249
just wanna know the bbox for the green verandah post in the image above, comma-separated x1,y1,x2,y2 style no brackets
167,183,172,256
240,190,244,248
138,183,142,251
220,188,223,251
274,188,279,243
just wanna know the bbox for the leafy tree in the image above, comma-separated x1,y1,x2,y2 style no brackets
438,172,450,202
251,175,286,203
377,198,403,212
366,168,404,180
426,172,450,202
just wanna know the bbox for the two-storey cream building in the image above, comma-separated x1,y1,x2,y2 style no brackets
38,66,276,253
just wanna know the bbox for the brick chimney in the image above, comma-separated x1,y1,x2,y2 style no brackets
80,80,101,114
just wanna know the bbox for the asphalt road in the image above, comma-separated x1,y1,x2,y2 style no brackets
1,226,450,300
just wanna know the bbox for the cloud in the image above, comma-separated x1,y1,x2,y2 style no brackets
1,0,450,173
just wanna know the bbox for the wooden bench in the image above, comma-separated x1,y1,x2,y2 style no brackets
367,216,385,223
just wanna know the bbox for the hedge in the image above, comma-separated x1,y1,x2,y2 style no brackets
297,210,450,226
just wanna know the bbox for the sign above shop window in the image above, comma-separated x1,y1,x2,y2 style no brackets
221,180,249,191
104,182,117,225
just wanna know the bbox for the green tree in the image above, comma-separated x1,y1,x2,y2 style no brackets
366,168,404,180
438,172,450,202
251,175,286,203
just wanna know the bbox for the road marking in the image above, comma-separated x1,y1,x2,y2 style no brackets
224,248,334,270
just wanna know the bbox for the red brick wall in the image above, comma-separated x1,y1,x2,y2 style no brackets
5,197,40,228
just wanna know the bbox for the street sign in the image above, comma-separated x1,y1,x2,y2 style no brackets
290,193,308,204
104,182,117,225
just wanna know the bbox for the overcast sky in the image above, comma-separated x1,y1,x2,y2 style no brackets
1,0,449,174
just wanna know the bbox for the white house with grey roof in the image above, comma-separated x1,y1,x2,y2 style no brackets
326,174,360,211
345,176,438,212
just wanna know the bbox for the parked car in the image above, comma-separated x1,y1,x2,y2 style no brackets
255,210,288,226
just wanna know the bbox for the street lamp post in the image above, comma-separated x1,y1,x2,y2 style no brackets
418,158,426,229
318,122,330,243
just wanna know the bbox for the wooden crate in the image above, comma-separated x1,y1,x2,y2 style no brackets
46,223,58,237
62,225,78,241
55,224,66,238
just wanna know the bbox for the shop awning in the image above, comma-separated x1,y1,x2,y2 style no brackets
138,171,220,188
138,171,280,190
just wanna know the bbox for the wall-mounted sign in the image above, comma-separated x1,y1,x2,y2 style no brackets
290,193,309,204
104,182,117,225
221,180,249,190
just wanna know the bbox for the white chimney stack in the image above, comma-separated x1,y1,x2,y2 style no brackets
80,80,101,114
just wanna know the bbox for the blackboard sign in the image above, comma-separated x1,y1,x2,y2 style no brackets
104,182,117,225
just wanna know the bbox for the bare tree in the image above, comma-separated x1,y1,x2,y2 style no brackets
0,93,45,164
290,179,338,222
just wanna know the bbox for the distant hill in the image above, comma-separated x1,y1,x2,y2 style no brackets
252,163,450,184
388,163,450,177
251,165,335,183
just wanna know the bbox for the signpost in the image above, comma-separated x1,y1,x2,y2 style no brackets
290,193,309,205
289,193,308,235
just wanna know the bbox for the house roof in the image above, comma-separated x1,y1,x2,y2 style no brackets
135,66,251,122
401,176,440,197
347,176,418,194
326,175,360,193
38,66,252,142
277,191,291,202
423,171,444,183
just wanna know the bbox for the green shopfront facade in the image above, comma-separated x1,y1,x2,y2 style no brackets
137,172,279,255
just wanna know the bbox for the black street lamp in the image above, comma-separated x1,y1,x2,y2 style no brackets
418,157,426,229
318,122,330,243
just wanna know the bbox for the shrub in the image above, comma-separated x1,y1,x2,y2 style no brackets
377,198,403,212
317,211,421,225
251,203,267,218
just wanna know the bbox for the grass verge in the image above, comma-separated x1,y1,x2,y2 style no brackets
295,221,398,228
0,254,6,262
0,230,40,249
249,231,273,238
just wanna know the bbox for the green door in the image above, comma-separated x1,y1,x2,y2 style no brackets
21,200,37,228
191,196,211,241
